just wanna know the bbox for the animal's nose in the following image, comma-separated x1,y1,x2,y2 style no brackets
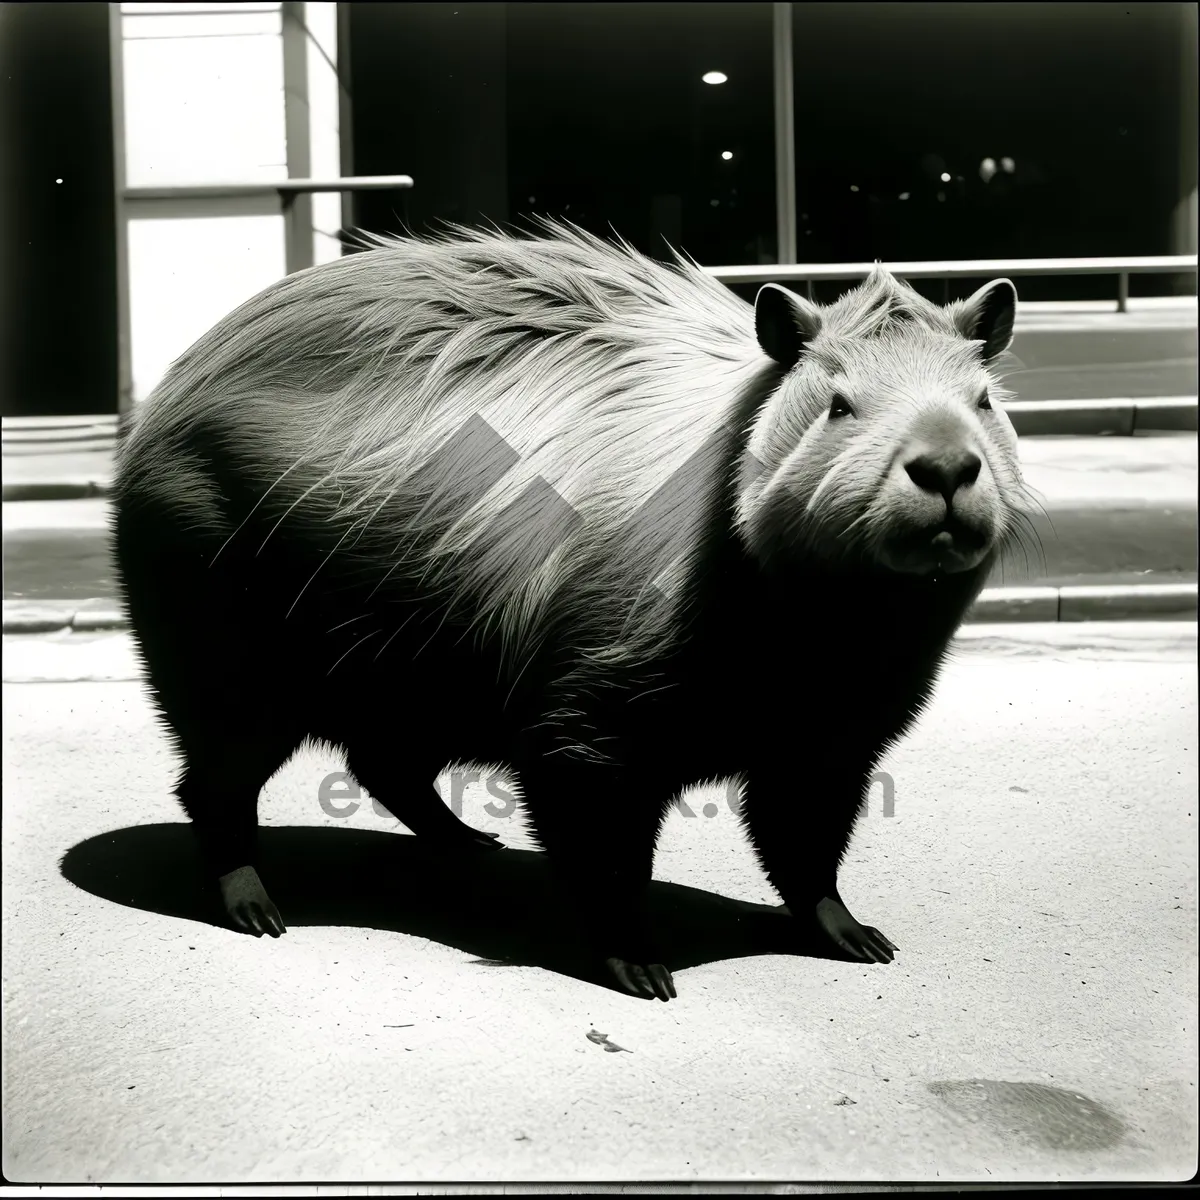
904,447,982,500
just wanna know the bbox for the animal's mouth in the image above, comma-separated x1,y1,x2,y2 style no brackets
880,515,991,576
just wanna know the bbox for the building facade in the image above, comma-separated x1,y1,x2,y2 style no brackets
1,1,1196,416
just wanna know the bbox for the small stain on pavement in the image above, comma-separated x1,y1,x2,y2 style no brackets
927,1079,1127,1151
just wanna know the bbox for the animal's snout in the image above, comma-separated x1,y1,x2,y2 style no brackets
903,447,982,502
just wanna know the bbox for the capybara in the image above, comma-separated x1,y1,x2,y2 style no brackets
112,220,1030,1000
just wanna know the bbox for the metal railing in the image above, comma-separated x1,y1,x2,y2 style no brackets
707,254,1199,312
123,176,414,204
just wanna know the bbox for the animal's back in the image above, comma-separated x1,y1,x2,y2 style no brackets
112,222,773,745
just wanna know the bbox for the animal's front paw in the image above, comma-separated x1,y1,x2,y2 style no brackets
605,957,676,1002
597,922,676,1000
813,896,896,964
218,865,286,937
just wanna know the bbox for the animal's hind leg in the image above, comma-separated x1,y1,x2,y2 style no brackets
116,503,299,934
344,742,504,852
174,730,299,937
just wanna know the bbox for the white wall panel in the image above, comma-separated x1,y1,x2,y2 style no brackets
128,216,286,401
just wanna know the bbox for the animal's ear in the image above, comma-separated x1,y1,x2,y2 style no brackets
754,283,822,371
954,278,1017,364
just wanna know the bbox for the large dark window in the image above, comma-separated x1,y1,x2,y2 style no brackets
346,1,1193,300
0,3,118,415
346,2,776,266
789,1,1193,301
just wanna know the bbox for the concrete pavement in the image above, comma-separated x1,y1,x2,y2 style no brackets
1,621,1196,1183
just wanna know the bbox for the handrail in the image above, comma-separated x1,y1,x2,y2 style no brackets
123,175,414,202
118,170,1194,315
706,254,1198,283
706,254,1198,312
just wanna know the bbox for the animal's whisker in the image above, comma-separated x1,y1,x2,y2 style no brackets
327,629,381,675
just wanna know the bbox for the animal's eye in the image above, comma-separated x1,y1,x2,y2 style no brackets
828,393,855,419
978,389,993,411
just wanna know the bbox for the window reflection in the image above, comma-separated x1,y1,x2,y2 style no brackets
789,1,1191,302
347,2,775,266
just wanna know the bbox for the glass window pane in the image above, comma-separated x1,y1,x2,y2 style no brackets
121,7,286,187
128,216,285,402
789,1,1192,301
347,2,776,266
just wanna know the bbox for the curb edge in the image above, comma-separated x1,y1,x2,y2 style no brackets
3,586,1195,635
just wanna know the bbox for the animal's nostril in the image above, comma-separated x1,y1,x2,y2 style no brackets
904,449,982,498
955,451,982,489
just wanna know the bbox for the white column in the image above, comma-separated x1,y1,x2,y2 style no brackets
304,2,344,266
113,1,345,403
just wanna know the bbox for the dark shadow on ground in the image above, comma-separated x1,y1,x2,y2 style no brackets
60,823,848,993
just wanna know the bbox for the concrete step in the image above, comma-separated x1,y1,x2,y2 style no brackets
1004,397,1196,435
1003,309,1196,400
